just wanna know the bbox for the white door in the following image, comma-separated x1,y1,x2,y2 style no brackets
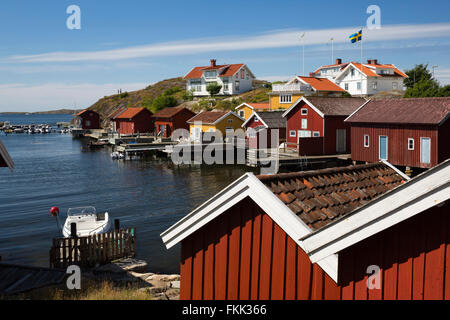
420,137,431,164
336,129,346,153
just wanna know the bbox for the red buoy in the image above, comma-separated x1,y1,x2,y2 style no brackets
50,206,60,217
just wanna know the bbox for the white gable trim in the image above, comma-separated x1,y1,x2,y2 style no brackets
0,140,14,171
160,172,339,282
282,96,325,118
381,159,411,181
335,63,369,81
213,111,245,125
344,99,371,122
300,159,450,265
241,112,269,129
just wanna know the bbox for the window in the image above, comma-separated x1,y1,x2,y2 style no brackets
190,79,202,92
235,81,240,91
345,83,349,90
313,131,320,137
290,130,296,137
241,70,245,79
246,74,249,80
204,71,217,79
351,69,355,77
357,82,361,90
372,82,377,90
239,110,245,118
364,135,370,148
236,73,238,78
227,119,233,123
392,82,398,90
301,119,307,129
254,117,259,122
408,138,414,150
301,108,308,115
85,120,91,127
223,80,229,92
280,94,292,104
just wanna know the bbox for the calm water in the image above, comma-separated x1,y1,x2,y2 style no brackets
0,114,251,273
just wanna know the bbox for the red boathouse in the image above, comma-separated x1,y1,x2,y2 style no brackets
75,109,100,130
346,97,450,169
242,111,286,149
113,107,154,135
161,160,450,300
282,97,366,155
153,107,196,138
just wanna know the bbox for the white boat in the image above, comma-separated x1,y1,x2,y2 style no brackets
62,206,112,238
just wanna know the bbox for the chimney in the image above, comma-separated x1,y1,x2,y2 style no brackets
309,72,314,77
336,58,342,65
367,59,378,65
210,59,217,67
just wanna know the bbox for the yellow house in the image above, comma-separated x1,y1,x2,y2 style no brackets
235,102,270,120
269,76,345,110
187,111,244,142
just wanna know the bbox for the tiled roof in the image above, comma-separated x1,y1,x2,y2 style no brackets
305,97,367,116
258,163,405,231
107,107,126,120
184,64,244,79
153,106,194,119
114,107,151,120
346,97,450,125
254,111,286,129
187,111,229,124
298,77,345,92
236,102,270,111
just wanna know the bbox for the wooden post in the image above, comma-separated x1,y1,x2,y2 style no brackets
114,219,120,231
71,223,77,238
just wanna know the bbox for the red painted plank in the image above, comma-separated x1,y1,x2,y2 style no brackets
214,214,229,300
297,248,312,300
259,213,274,300
424,207,446,300
383,227,399,300
270,223,286,300
180,238,193,300
367,234,383,300
239,200,254,300
250,206,262,300
227,204,242,300
285,237,297,300
311,264,324,300
412,213,426,300
340,249,355,300
324,273,341,300
445,206,450,300
203,223,215,300
353,242,368,300
397,219,414,300
192,232,204,300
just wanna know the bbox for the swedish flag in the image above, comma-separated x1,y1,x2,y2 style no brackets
349,30,362,43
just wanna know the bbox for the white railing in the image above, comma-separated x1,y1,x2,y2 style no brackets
272,83,312,92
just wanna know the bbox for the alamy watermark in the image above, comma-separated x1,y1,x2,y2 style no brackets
66,265,81,290
366,5,381,30
66,5,81,30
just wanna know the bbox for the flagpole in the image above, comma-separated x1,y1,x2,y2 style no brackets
331,38,334,64
360,27,363,96
300,33,305,75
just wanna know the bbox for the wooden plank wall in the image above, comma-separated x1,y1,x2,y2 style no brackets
338,203,450,300
179,197,340,300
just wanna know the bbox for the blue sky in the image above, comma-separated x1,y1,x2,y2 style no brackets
1,0,450,111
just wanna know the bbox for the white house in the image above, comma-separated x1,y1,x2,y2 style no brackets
313,59,408,96
184,59,255,96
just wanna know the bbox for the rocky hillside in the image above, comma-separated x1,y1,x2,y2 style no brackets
85,77,271,127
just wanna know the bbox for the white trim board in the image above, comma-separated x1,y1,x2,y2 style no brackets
160,172,339,282
282,96,324,118
0,140,14,171
300,159,450,265
241,112,269,129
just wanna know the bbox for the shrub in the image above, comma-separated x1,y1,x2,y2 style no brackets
164,86,182,96
182,90,194,101
119,92,129,99
206,82,222,97
151,95,178,113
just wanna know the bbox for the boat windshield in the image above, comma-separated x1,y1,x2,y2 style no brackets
67,206,97,216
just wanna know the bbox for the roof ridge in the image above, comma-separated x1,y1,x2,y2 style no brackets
257,163,385,182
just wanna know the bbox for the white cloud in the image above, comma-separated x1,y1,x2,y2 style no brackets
8,23,450,63
0,82,148,112
435,69,450,85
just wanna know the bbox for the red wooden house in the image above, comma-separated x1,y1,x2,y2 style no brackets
161,159,450,300
113,107,154,135
0,140,13,170
346,97,450,169
242,111,286,149
153,107,196,138
282,97,366,155
75,109,100,129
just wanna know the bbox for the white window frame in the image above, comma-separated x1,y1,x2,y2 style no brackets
408,138,414,151
289,130,296,137
420,137,431,164
301,108,308,115
372,82,377,90
393,82,398,90
301,119,307,129
357,82,361,90
364,134,370,148
238,110,245,118
345,83,349,91
279,94,292,104
379,135,388,160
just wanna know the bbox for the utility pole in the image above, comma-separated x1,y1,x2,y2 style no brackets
330,37,334,64
300,33,305,75
432,65,438,79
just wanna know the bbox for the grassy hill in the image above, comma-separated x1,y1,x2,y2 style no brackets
85,77,271,127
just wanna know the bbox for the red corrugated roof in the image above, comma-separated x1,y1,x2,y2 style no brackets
76,109,88,116
298,77,345,92
115,107,150,119
347,97,450,125
184,64,244,79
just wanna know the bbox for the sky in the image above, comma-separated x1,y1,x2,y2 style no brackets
1,0,450,112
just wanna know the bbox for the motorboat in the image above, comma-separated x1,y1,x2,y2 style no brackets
62,206,112,238
111,151,125,160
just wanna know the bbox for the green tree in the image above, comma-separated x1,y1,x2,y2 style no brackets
404,64,433,89
150,95,178,113
206,82,222,97
404,78,440,98
437,85,450,97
